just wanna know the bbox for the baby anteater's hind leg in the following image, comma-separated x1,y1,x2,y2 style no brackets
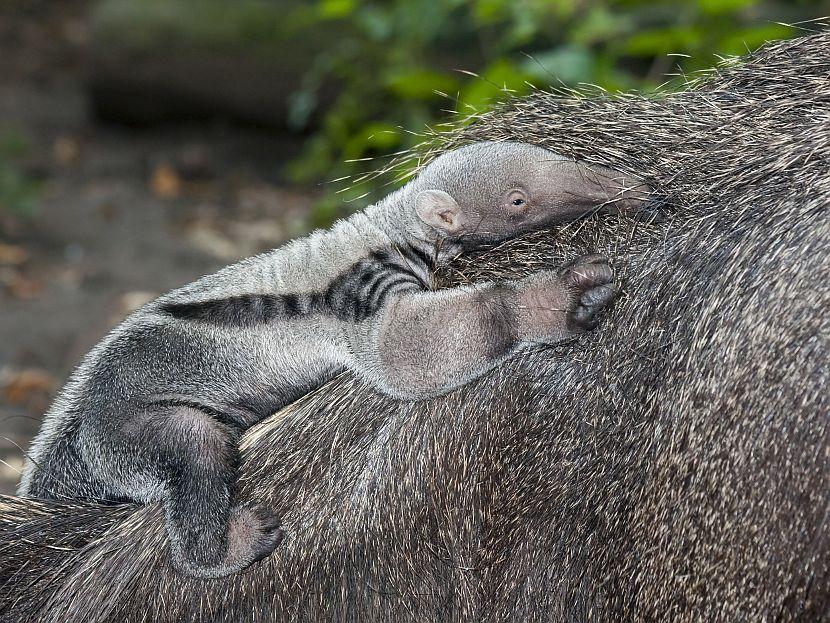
118,405,283,578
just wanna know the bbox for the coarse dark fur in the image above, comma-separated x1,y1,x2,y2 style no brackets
0,29,828,622
16,140,641,580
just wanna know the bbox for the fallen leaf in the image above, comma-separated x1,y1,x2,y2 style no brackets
0,243,29,266
151,164,182,199
53,135,80,165
1,368,57,407
5,272,44,299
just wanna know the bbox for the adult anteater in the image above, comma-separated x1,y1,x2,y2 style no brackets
0,29,827,623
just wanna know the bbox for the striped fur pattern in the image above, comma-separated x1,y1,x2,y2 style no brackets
160,245,433,325
0,30,826,622
16,141,634,579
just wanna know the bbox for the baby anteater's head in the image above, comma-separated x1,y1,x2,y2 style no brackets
410,141,650,245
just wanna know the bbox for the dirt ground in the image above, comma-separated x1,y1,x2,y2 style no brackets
0,2,320,493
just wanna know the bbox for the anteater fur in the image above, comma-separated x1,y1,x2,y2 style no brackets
0,29,828,622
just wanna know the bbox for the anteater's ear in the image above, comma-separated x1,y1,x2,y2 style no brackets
415,190,463,235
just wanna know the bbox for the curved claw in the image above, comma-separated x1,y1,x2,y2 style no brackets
569,283,618,330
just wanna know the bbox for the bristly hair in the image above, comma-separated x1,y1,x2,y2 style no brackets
1,27,828,623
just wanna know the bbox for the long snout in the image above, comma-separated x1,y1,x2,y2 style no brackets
546,160,653,216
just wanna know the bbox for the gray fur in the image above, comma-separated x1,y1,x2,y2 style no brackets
1,29,826,623
16,141,640,578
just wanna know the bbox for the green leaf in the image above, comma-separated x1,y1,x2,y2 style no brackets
522,45,595,85
717,24,796,55
458,59,535,114
624,26,704,56
697,0,754,15
385,69,459,100
0,163,39,217
318,0,355,19
571,6,631,45
473,0,508,24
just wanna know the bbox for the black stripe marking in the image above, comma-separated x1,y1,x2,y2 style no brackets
160,293,308,326
161,245,431,326
396,242,433,269
282,293,302,316
316,249,428,322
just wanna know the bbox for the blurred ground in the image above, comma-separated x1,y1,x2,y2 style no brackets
0,2,319,493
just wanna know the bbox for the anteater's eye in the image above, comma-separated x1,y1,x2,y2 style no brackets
507,189,528,209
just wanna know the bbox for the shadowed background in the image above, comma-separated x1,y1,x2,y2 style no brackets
1,0,829,495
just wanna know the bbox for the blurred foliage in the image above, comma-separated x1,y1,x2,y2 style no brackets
92,0,320,56
87,0,830,226
282,0,828,220
1,2,825,237
0,129,38,218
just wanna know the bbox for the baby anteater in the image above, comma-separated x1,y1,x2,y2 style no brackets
18,141,647,578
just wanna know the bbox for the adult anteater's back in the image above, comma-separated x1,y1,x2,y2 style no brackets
0,30,827,623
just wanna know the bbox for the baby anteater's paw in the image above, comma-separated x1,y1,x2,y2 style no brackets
515,254,616,343
171,503,284,580
229,504,284,566
560,254,617,332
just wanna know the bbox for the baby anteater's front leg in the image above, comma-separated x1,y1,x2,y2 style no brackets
347,255,616,400
104,404,282,579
